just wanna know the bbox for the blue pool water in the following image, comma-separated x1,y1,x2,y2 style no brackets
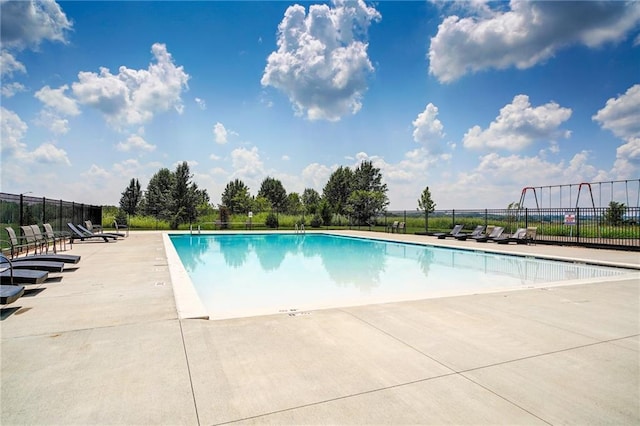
169,233,634,319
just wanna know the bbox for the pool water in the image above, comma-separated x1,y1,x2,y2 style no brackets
169,233,633,320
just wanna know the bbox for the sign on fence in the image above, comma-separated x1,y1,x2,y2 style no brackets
564,213,576,225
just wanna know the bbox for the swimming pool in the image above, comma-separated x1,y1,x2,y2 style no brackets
168,233,635,320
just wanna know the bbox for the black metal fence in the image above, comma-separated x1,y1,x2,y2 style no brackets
378,208,640,251
0,192,102,236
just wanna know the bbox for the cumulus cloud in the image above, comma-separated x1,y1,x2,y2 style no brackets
34,84,80,116
1,106,71,167
429,1,640,82
463,94,572,151
301,162,333,190
71,43,189,129
261,0,381,121
1,82,26,97
116,134,156,152
412,103,445,154
213,122,229,144
84,164,110,179
592,84,640,140
32,142,71,165
34,110,70,134
0,0,72,50
592,84,640,179
0,50,26,77
612,137,640,178
230,146,265,180
0,106,28,154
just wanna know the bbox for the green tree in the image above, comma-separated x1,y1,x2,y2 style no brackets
142,168,174,220
251,196,271,213
119,178,141,216
257,177,287,212
302,188,321,215
285,192,302,215
170,161,198,229
323,166,353,219
318,198,332,226
221,179,252,214
417,186,436,232
346,161,388,225
604,201,626,226
347,190,387,226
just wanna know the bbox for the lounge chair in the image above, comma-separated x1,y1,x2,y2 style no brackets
4,227,33,257
473,226,505,242
67,223,116,242
5,226,80,263
21,225,48,254
113,220,129,237
433,224,464,239
1,284,25,304
0,255,49,285
388,221,399,233
84,220,103,234
398,222,406,233
496,228,528,244
525,227,538,245
6,259,65,272
29,225,57,254
43,223,71,252
455,225,485,241
77,224,124,239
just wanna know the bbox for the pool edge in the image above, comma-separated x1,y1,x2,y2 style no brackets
163,232,210,320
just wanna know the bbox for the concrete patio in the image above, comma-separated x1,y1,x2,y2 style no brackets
1,230,638,425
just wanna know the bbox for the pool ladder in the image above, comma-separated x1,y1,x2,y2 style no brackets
295,223,305,234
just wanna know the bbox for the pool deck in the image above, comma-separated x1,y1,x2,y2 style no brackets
1,230,638,425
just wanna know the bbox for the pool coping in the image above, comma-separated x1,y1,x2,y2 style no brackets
163,230,639,320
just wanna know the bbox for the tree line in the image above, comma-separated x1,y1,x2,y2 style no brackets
118,160,437,229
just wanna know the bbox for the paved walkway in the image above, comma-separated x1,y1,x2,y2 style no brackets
1,231,638,425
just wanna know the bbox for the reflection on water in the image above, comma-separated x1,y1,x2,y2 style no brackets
169,233,633,319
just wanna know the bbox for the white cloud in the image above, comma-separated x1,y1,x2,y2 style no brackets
261,0,381,121
0,106,28,154
32,142,71,165
412,103,445,154
71,43,190,129
1,81,26,97
0,50,26,77
116,134,156,153
429,1,640,82
34,109,70,134
84,164,110,179
229,146,265,187
463,94,572,151
213,122,229,144
195,97,206,110
34,84,80,116
592,84,640,140
0,108,70,183
612,137,640,179
301,162,333,191
0,0,72,50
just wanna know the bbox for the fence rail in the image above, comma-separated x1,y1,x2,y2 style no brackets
0,192,102,236
378,208,640,251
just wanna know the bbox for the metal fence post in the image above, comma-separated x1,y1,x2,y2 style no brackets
576,207,580,244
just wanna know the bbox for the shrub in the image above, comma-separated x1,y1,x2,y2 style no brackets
310,214,323,228
265,212,279,228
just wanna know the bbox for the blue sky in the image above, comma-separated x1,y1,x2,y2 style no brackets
1,0,639,209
